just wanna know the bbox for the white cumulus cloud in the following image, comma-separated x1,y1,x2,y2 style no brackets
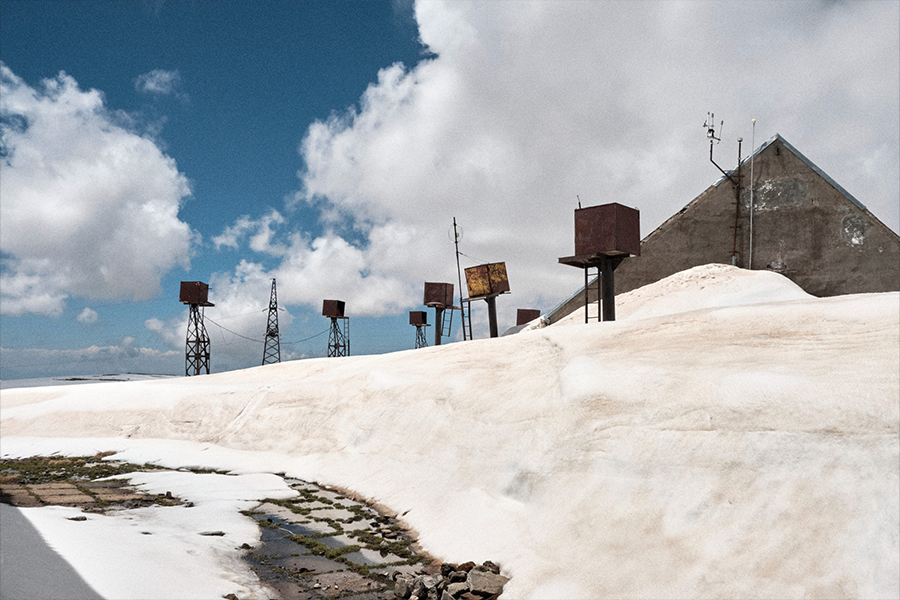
134,68,185,99
279,0,898,330
0,63,196,316
76,307,98,324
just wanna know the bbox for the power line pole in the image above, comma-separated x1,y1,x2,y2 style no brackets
262,278,281,365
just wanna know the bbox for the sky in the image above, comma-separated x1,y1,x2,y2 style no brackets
3,264,898,598
1,0,898,380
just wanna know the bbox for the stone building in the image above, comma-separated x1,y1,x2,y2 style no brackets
549,134,899,322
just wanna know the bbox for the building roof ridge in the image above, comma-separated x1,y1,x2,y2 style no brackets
714,133,867,212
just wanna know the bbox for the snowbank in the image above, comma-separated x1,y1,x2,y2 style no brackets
553,263,813,325
2,266,898,599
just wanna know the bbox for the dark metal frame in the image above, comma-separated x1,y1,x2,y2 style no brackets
262,279,281,365
327,317,349,357
185,304,211,376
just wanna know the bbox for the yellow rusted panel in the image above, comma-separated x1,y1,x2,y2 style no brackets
465,262,510,298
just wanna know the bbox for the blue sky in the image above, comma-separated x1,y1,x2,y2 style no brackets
2,0,898,381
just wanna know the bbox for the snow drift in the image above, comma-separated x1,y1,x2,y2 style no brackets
2,265,898,599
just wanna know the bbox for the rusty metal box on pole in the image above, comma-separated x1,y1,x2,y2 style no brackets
322,299,346,318
464,262,510,299
179,281,214,306
574,203,641,257
423,282,454,308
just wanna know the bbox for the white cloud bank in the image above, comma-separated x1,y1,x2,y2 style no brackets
216,0,900,331
0,63,195,316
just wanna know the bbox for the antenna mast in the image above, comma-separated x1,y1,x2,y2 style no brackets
704,112,744,266
262,278,281,365
452,217,467,341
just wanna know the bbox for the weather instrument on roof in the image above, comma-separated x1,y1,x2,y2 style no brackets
423,282,454,346
558,203,640,322
262,278,281,366
180,281,214,376
323,300,349,357
464,262,510,338
410,311,429,349
704,112,722,143
704,112,745,266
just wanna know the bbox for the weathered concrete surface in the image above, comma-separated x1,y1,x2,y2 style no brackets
550,134,899,323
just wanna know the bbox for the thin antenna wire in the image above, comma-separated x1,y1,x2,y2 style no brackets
749,119,756,270
577,195,582,209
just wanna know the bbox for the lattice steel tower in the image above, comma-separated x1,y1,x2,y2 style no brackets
180,281,214,376
323,300,349,357
262,278,281,365
410,311,429,349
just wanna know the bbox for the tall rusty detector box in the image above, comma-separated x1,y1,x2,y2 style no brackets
559,202,640,322
575,203,641,258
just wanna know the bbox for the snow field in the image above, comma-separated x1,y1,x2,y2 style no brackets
2,265,898,598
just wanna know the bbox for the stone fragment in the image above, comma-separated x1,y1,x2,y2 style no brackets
447,582,469,597
440,563,458,577
466,568,509,596
441,592,455,600
393,577,411,599
481,561,500,575
449,571,467,583
410,577,427,600
456,561,476,573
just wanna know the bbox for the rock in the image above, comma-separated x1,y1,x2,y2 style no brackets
456,561,476,573
466,568,509,596
481,561,500,575
449,571,467,583
441,592,455,600
393,577,412,599
440,563,458,577
447,582,469,597
67,515,87,521
223,594,239,600
410,578,427,600
199,531,225,536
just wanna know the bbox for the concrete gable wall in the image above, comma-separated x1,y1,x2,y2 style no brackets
548,136,899,323
614,135,900,298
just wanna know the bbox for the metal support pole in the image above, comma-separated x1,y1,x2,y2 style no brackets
486,295,499,338
601,256,616,322
584,267,589,324
453,218,467,341
434,306,444,346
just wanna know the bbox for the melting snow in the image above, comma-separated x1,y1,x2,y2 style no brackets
2,264,898,599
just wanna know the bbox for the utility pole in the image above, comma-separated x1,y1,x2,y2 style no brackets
453,217,467,341
262,278,281,365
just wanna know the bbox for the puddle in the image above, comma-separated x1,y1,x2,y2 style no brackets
243,480,430,600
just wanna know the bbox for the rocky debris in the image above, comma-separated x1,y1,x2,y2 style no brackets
393,562,508,599
466,566,509,596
